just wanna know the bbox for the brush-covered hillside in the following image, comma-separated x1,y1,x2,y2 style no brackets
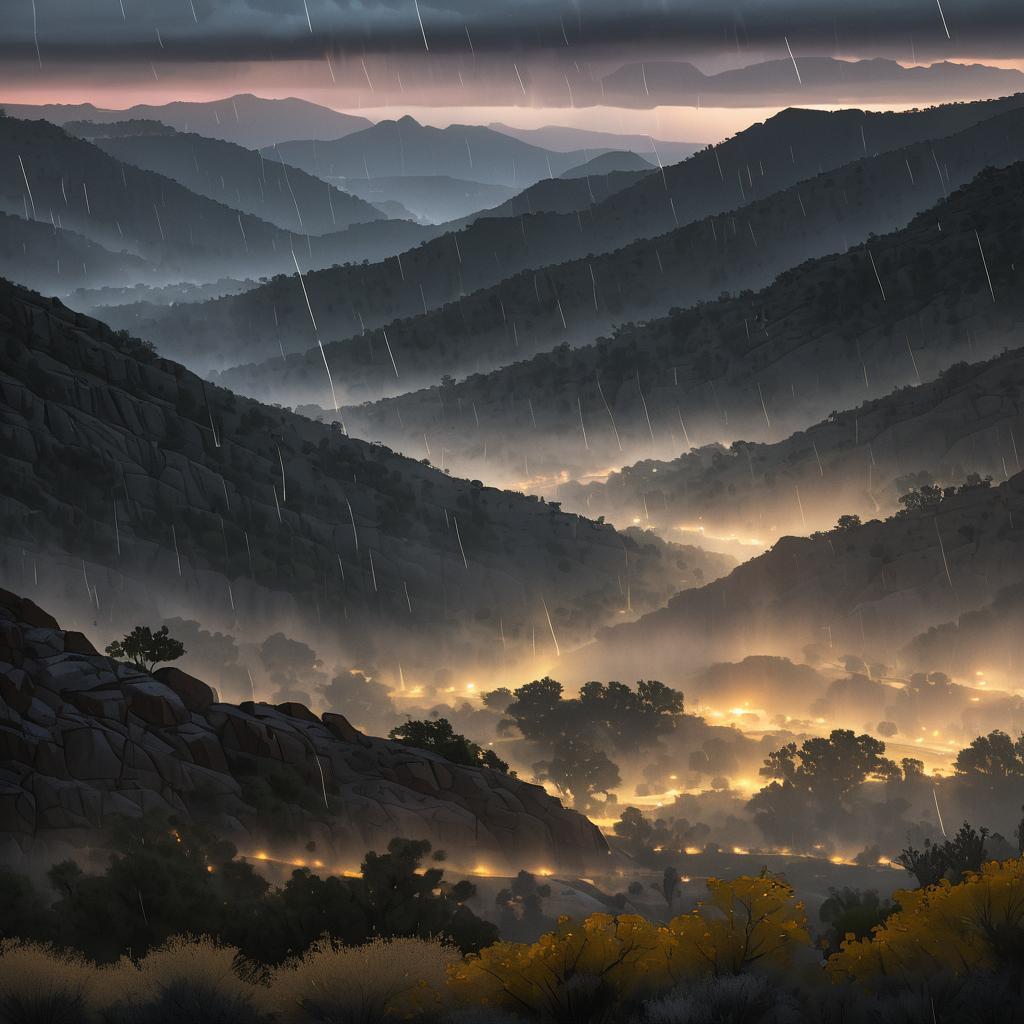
559,346,1024,550
564,470,1024,684
0,279,732,686
0,586,606,869
332,159,1024,489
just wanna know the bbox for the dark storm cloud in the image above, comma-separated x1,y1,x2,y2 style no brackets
6,0,1024,62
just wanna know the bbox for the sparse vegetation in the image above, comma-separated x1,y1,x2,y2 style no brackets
388,717,510,773
105,625,185,672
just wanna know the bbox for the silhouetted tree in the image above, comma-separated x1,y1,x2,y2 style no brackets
105,625,185,673
534,735,620,812
896,822,992,888
954,731,1024,778
388,717,509,773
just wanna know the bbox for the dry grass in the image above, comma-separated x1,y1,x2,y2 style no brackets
107,935,262,1006
0,938,116,1021
268,936,459,1024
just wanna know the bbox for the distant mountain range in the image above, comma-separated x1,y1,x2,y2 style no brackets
0,115,436,294
65,119,386,234
0,94,372,149
600,58,1024,108
103,92,1024,385
444,166,653,229
265,116,615,188
0,277,732,683
559,151,654,179
209,101,1024,433
489,124,701,165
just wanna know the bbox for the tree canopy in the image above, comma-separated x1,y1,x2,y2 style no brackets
105,625,185,672
388,717,510,773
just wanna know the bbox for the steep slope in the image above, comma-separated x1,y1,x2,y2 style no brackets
69,120,385,234
1,94,372,149
601,58,1024,107
0,212,153,295
0,116,429,288
267,116,610,188
114,94,1024,388
564,471,1024,684
295,133,1024,482
0,588,605,869
560,347,1024,551
0,280,727,685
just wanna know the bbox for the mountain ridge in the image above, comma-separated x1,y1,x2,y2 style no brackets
106,92,1024,387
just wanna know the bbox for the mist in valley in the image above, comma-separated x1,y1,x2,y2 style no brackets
4,14,1024,1018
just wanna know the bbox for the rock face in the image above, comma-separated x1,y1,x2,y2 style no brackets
0,588,607,871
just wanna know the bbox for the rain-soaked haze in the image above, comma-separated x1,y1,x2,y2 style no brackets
2,0,1024,1002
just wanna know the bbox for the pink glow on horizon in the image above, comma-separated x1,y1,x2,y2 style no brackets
3,53,1022,144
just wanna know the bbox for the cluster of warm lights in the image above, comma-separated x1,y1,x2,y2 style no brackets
673,523,767,549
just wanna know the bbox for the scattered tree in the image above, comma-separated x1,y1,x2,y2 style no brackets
896,822,993,888
534,735,621,812
105,625,185,672
388,718,509,773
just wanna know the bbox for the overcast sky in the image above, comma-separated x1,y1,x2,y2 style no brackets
4,0,1024,137
7,0,1024,61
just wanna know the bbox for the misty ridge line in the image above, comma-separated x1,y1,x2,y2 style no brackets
0,114,437,293
336,151,1024,500
123,91,1024,399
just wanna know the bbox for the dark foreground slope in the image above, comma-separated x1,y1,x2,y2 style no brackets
0,588,604,869
0,280,727,682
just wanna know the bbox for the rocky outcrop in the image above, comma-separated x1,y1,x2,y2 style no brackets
0,588,607,871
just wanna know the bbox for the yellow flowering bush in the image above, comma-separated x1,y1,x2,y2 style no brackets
665,874,810,979
828,856,1024,984
450,874,810,1019
449,913,669,1021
